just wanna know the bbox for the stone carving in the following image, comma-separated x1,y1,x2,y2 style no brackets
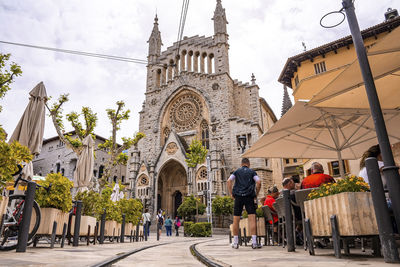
212,83,219,90
151,98,157,105
140,164,146,172
169,94,203,131
166,142,178,155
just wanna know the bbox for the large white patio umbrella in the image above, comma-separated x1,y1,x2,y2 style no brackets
73,134,95,192
8,82,47,179
243,101,400,177
309,25,400,109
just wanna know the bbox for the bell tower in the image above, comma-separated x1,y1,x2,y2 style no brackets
212,0,229,74
146,15,163,92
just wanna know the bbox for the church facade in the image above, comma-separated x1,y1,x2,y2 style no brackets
128,0,282,217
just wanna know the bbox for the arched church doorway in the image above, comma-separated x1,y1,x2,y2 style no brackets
157,160,187,217
174,191,183,217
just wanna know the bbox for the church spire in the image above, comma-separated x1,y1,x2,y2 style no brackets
281,85,293,117
212,0,228,38
147,14,162,63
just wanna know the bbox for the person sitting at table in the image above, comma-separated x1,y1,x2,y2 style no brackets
358,144,385,187
263,185,279,224
301,162,335,189
282,177,295,191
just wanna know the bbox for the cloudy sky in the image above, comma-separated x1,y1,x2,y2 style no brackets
0,0,397,142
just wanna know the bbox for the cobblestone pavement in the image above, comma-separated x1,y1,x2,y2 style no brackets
196,238,393,267
0,235,207,267
0,235,395,267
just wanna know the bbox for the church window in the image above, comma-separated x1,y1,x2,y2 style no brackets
146,188,149,196
181,50,187,71
99,165,104,178
247,133,252,146
201,120,209,149
207,54,214,74
200,52,207,73
168,59,174,81
94,170,97,177
187,51,193,72
314,61,326,74
156,69,161,87
113,176,117,183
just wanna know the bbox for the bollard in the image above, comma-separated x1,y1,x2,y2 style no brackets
50,221,58,249
93,225,97,245
87,225,91,246
99,210,106,244
136,224,139,242
331,215,341,259
243,228,247,246
283,189,295,252
61,223,67,248
73,201,82,247
366,157,400,263
121,214,125,243
16,181,36,252
130,230,133,243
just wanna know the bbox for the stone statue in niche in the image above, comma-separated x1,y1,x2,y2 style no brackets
166,142,178,155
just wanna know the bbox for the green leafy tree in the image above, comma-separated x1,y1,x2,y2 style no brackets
35,173,74,213
94,183,121,222
45,94,97,156
117,198,143,225
0,53,31,194
177,195,206,221
98,101,145,184
74,190,101,217
212,196,234,227
185,139,208,168
0,53,22,112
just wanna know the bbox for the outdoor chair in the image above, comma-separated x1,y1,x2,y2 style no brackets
294,188,314,250
273,198,286,247
261,205,276,246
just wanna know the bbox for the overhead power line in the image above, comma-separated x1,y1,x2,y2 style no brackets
0,40,149,65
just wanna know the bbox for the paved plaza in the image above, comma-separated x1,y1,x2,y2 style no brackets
0,235,394,267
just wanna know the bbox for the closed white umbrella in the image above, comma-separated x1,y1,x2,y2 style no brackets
8,82,47,179
73,135,95,192
243,101,400,177
110,183,124,202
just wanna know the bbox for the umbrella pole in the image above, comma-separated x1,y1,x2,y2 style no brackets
337,150,345,178
343,0,400,233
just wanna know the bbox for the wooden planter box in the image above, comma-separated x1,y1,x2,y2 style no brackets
36,208,69,235
304,192,378,236
257,218,266,236
125,223,133,235
104,220,118,236
0,196,8,218
71,215,97,236
239,218,248,233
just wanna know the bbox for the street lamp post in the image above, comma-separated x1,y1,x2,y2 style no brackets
342,0,400,230
341,0,400,262
238,135,247,154
206,156,213,229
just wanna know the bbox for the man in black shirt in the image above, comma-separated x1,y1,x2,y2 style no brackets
227,158,261,249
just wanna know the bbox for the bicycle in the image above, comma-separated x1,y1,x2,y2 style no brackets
0,174,51,251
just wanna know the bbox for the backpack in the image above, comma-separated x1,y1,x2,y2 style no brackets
158,215,164,225
176,220,181,227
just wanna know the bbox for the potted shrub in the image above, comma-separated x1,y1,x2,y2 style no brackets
72,190,100,236
117,198,143,236
304,175,378,236
34,173,73,235
255,206,266,236
94,184,121,236
212,196,234,228
239,211,249,235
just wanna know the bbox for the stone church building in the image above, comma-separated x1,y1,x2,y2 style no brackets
128,0,282,217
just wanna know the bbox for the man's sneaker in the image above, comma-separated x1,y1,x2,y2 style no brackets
231,243,239,249
252,243,262,249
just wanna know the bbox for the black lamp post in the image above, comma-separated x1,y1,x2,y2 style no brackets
238,135,247,153
340,0,400,262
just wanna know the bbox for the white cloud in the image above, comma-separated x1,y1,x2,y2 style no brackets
0,0,397,142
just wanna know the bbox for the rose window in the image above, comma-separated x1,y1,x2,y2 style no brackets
169,94,203,131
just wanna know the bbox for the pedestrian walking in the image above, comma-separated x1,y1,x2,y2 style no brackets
227,158,262,249
174,216,181,236
165,216,173,236
157,210,164,237
142,208,151,237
